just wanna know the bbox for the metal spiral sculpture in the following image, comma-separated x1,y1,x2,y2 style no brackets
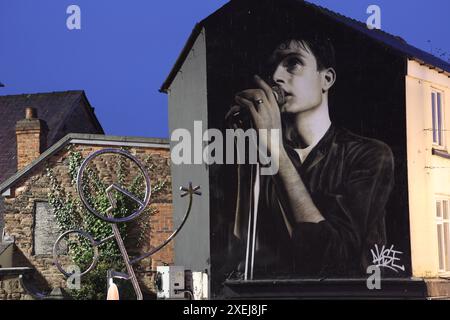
21,148,200,300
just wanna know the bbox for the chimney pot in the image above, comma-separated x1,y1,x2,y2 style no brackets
25,107,37,120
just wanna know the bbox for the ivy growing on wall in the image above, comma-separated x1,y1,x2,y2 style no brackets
47,146,167,300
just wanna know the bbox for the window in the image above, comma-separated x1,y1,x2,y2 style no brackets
436,198,450,272
432,90,444,146
34,202,60,255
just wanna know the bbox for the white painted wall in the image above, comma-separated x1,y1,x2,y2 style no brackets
407,59,450,277
167,29,211,278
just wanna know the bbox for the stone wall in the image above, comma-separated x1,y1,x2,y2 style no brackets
0,197,4,237
0,277,27,300
0,142,173,300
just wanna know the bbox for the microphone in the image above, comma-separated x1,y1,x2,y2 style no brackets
226,86,285,128
271,85,286,106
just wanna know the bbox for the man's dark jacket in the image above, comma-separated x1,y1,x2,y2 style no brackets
232,124,395,278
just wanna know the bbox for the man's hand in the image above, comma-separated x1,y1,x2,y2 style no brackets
234,75,283,155
231,76,324,227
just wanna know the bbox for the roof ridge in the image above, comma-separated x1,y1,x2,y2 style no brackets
161,0,450,92
303,1,405,41
301,0,450,65
0,90,84,99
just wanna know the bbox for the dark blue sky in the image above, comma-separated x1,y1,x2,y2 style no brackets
1,1,449,138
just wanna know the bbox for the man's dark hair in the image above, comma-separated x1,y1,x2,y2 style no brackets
273,34,336,71
300,35,336,71
270,34,337,148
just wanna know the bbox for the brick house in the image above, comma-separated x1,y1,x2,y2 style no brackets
0,90,104,246
0,131,173,299
0,97,173,299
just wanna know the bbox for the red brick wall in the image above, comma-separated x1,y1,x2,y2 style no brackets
16,130,43,170
150,203,174,269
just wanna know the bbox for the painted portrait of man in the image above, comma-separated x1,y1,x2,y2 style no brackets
226,33,395,279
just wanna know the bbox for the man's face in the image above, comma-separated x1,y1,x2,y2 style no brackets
270,40,324,115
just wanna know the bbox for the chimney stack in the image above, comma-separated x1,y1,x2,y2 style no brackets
15,107,48,170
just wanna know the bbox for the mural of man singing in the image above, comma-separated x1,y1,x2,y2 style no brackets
228,34,395,279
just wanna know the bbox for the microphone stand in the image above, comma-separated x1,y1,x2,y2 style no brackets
244,161,260,281
230,85,285,281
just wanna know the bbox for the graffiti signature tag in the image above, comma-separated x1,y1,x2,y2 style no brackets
370,244,405,273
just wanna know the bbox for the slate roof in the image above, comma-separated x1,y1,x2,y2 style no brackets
160,0,450,92
0,91,104,185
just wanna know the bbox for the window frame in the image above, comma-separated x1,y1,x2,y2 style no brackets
436,197,450,274
431,89,445,148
